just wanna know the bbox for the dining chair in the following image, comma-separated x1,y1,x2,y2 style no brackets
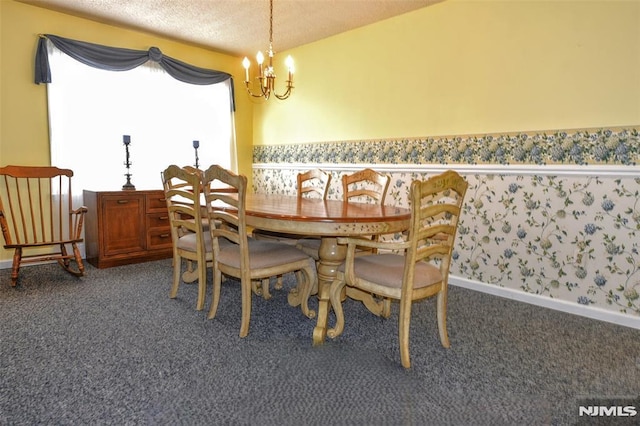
162,165,211,311
327,170,469,368
295,167,392,315
296,167,390,260
252,168,331,297
202,164,319,337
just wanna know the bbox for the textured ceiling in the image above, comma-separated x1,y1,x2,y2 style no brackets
19,0,443,57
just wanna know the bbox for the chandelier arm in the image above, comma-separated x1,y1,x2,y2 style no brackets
246,89,270,99
273,85,294,100
274,91,292,100
244,81,271,99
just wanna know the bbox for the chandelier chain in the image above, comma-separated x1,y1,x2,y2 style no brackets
269,0,273,46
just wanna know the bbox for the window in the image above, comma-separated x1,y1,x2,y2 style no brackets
46,45,235,193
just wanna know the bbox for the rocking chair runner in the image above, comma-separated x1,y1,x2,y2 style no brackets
0,165,88,287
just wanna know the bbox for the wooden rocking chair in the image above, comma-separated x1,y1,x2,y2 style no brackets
0,165,88,287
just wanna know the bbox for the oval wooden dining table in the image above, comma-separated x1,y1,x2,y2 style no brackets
242,193,411,345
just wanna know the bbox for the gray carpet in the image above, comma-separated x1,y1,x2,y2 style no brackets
1,259,639,425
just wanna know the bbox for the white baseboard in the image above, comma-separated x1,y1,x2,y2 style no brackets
449,275,640,330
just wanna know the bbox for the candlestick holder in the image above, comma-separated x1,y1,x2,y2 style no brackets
122,135,136,190
193,140,200,169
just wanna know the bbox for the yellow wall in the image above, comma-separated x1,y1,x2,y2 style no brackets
254,0,640,145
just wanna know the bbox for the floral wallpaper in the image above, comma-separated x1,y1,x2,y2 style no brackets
253,128,640,319
456,173,639,315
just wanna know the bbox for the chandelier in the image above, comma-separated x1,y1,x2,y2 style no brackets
242,0,294,100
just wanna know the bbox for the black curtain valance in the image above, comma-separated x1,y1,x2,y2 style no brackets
35,34,235,110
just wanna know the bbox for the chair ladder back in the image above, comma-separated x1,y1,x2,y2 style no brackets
202,165,247,246
298,169,331,200
410,171,468,265
342,168,390,205
163,172,201,236
166,197,201,235
163,169,203,237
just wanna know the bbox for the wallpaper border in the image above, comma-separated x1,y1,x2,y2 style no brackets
253,127,639,167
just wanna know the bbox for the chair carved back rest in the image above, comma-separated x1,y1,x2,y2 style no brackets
161,165,203,240
0,165,83,247
403,170,469,294
342,168,390,205
297,169,331,200
202,165,247,263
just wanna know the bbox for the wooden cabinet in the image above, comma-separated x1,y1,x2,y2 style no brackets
83,189,172,268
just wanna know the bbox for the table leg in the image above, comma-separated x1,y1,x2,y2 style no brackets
312,237,347,345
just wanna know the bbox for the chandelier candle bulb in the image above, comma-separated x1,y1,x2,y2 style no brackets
257,51,264,77
286,55,294,80
242,58,250,82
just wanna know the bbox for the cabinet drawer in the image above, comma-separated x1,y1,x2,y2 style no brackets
148,228,173,250
148,212,170,229
146,193,167,211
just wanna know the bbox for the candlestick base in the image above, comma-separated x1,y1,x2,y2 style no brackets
122,174,135,191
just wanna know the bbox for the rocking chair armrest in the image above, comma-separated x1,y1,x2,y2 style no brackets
72,206,89,216
70,206,88,239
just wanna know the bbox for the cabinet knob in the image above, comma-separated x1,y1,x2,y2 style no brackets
117,200,129,204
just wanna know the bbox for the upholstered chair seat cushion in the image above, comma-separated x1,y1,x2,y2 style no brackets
219,240,312,269
177,231,212,252
178,231,237,252
339,254,442,289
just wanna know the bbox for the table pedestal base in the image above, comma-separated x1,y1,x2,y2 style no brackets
313,237,346,345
